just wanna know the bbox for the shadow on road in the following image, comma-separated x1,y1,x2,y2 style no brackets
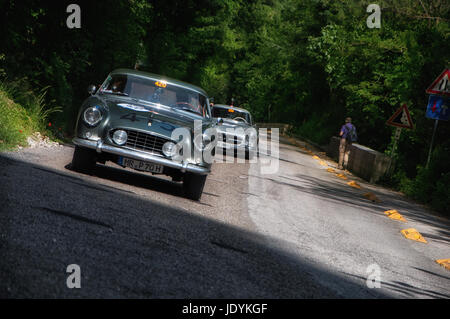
251,171,450,246
70,162,185,198
343,273,450,299
0,153,390,298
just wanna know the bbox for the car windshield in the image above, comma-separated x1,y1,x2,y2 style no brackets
212,107,251,124
99,74,209,117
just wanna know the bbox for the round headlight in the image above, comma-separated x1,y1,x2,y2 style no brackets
162,141,177,157
83,106,102,126
112,130,127,145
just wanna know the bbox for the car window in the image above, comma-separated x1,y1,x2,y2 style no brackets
99,74,210,118
212,107,251,124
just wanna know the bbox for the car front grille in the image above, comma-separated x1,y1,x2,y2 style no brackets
220,133,243,145
114,129,170,155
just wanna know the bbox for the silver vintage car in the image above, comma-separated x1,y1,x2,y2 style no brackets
72,69,220,200
211,104,258,159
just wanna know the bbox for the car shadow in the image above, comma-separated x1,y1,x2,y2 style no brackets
1,152,395,298
65,162,185,198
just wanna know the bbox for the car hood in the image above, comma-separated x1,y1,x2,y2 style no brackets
102,96,210,138
216,118,251,133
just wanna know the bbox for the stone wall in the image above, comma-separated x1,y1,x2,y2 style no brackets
327,136,391,183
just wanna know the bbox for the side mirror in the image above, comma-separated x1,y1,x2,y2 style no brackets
87,85,97,95
216,117,224,126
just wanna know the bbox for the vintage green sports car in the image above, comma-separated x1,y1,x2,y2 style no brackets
72,69,221,200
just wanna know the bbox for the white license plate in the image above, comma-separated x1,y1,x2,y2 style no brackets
120,157,164,173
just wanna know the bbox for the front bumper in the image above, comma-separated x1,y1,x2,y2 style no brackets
73,137,210,175
216,141,257,153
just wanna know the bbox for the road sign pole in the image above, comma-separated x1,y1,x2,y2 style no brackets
388,127,402,173
426,119,439,169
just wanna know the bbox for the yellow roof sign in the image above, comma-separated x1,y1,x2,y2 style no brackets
155,81,167,88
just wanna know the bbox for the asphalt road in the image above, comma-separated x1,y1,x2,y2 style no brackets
0,135,449,298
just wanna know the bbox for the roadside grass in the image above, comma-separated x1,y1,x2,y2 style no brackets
0,80,61,151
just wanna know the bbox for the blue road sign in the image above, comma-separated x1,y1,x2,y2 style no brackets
426,95,450,121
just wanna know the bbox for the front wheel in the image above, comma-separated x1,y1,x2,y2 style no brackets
183,172,207,201
245,149,257,160
71,146,96,172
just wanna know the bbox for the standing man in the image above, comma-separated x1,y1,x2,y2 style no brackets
338,117,357,170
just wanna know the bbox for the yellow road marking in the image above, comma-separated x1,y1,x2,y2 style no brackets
363,192,381,203
347,181,362,189
312,155,320,160
436,259,450,270
319,160,327,166
384,209,406,221
336,173,347,180
401,228,427,243
327,168,335,173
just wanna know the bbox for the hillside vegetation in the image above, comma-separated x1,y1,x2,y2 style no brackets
0,88,31,151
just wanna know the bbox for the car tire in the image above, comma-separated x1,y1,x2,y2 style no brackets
183,172,207,201
257,139,260,157
72,146,96,172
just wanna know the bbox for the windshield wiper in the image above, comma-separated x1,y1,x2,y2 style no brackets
177,107,201,115
102,91,129,97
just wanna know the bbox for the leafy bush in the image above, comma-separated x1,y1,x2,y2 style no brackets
0,80,61,130
0,89,31,150
293,113,337,145
399,146,450,215
0,80,61,150
432,173,450,213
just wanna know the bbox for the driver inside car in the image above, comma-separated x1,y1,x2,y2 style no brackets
175,91,198,112
149,87,163,103
111,80,123,92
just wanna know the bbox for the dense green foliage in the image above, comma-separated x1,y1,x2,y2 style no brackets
0,80,59,150
0,87,30,150
0,0,448,212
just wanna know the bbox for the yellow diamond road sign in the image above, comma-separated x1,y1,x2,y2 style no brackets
401,228,427,243
436,259,450,270
384,209,406,222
